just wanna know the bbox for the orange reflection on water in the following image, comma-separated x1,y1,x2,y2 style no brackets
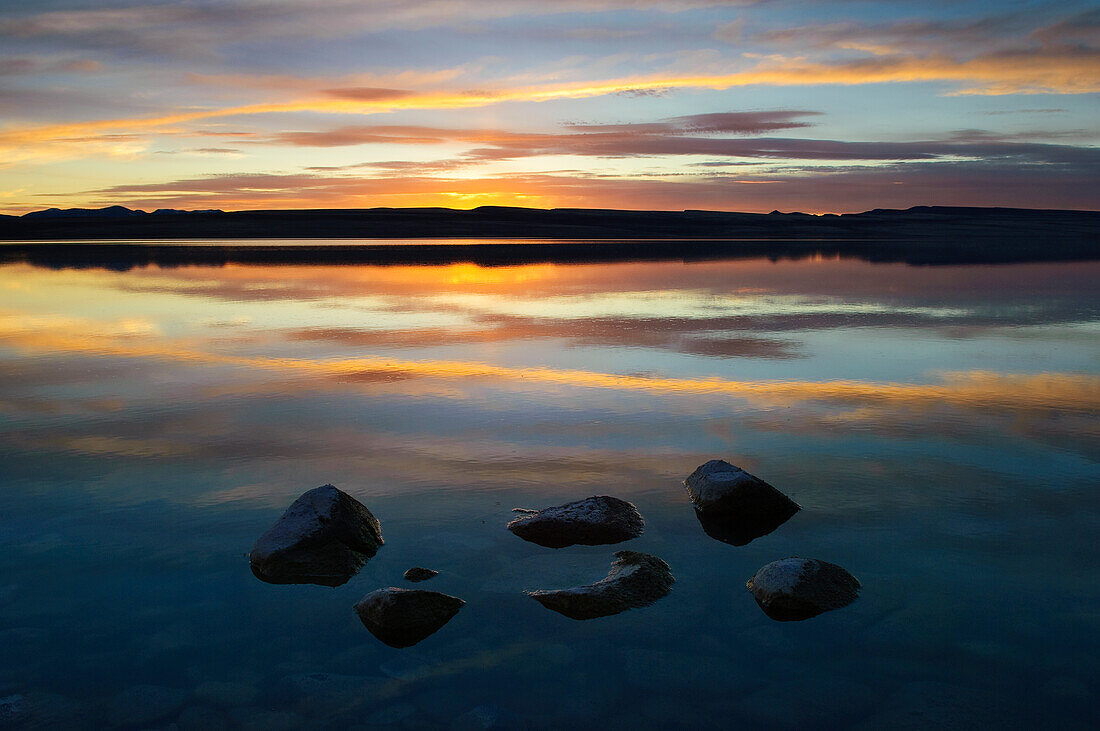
3,312,1097,416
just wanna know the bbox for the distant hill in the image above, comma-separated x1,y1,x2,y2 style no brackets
1,204,1097,240
0,205,1096,267
20,206,224,219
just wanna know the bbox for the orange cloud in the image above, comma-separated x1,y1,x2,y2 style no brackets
2,46,1095,163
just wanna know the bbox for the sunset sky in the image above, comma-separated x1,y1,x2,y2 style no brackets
1,0,1097,214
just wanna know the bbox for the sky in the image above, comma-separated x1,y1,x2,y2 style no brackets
0,0,1098,214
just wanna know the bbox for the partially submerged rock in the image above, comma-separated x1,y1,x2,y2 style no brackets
528,550,674,620
354,588,465,648
746,557,860,621
250,485,383,587
403,567,438,582
507,495,645,548
684,460,799,545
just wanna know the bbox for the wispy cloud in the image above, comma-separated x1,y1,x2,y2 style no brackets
1,1,1096,211
45,151,1100,213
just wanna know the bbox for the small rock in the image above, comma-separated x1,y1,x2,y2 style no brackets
107,685,188,728
354,588,465,648
684,460,799,545
746,557,860,621
249,484,383,587
403,567,439,582
507,496,644,548
528,550,674,620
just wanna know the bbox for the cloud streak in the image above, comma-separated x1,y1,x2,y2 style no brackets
3,43,1097,159
1,1,1097,211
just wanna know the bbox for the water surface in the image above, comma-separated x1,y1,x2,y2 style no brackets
1,250,1097,728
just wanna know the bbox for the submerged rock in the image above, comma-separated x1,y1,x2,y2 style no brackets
684,460,799,545
249,485,383,587
354,588,465,648
528,550,674,620
507,495,645,548
746,557,860,621
403,567,439,582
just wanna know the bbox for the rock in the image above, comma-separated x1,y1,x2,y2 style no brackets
107,685,188,727
528,551,674,620
249,484,383,587
684,460,799,545
403,567,439,582
354,588,465,648
506,496,644,548
746,557,860,621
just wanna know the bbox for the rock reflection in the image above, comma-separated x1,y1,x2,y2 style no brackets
528,550,674,620
684,460,799,546
746,557,860,621
354,588,465,648
507,495,645,548
249,485,383,587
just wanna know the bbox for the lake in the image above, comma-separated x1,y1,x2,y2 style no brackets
1,246,1097,729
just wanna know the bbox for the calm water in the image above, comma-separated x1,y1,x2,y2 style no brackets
1,249,1097,729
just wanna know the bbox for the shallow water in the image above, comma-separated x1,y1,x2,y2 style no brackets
1,251,1097,729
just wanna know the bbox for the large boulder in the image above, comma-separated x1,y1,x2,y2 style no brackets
684,460,799,545
528,550,674,620
507,496,645,548
746,557,860,621
250,485,383,587
354,588,465,648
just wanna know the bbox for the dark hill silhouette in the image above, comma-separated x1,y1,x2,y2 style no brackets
0,205,1096,268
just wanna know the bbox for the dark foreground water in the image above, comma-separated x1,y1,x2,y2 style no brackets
0,249,1097,729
